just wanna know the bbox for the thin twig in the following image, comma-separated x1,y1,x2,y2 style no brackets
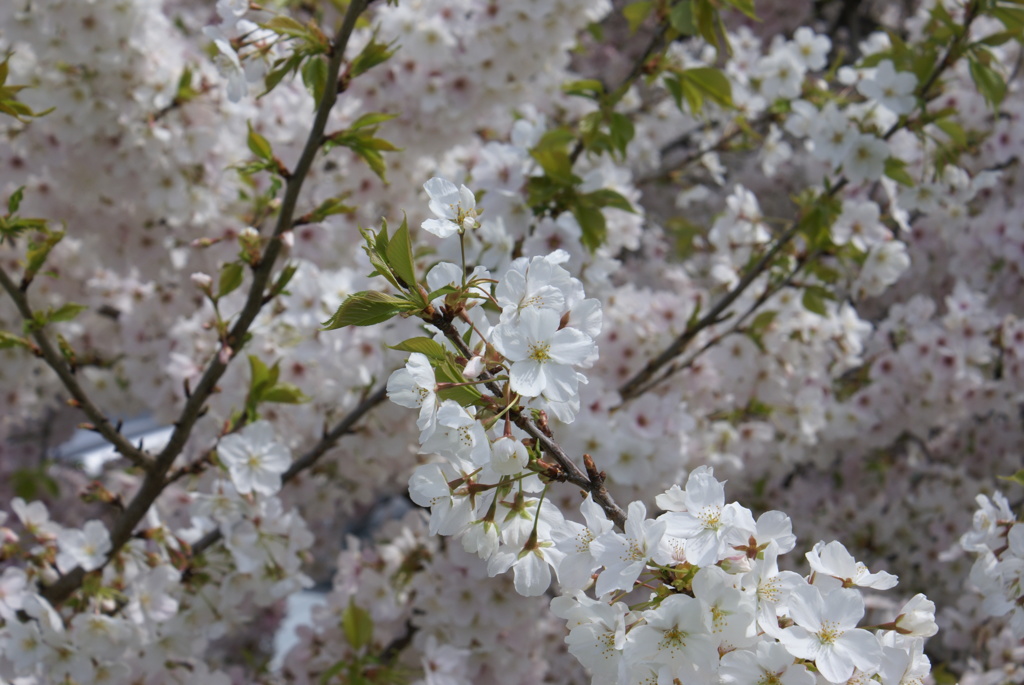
37,0,373,606
0,268,153,471
618,2,984,403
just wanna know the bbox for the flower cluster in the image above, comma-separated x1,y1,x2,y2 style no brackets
960,492,1024,635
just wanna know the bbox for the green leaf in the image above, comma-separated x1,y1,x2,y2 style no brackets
350,111,398,130
262,384,310,404
24,230,65,283
997,468,1024,487
622,0,654,33
990,6,1024,31
748,310,778,334
801,287,831,316
388,337,449,360
218,261,245,298
247,122,273,161
933,118,967,146
434,358,483,405
12,467,60,500
262,16,316,41
262,53,304,95
308,197,355,222
884,157,916,187
607,113,635,156
301,56,328,106
682,67,734,110
47,303,88,323
349,34,398,79
723,0,758,20
571,202,607,252
669,2,696,34
0,331,32,350
322,291,416,330
7,186,24,214
384,215,416,288
249,355,274,392
968,56,1007,109
269,263,299,298
584,188,635,214
341,600,374,651
562,79,605,98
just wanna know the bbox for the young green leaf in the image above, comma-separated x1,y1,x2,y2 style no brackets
247,121,274,161
388,337,449,360
218,261,245,299
322,291,417,329
384,215,416,288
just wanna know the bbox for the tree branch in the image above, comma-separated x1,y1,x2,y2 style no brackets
0,267,153,471
37,0,373,606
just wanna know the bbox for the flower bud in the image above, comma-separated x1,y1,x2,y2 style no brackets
191,272,213,292
894,593,938,637
463,355,484,379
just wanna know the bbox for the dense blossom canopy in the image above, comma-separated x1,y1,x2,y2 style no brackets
0,0,1023,683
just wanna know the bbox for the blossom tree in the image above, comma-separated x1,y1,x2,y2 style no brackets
1,0,1023,683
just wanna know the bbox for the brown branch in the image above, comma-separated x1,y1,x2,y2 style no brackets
0,267,153,471
37,0,373,607
618,219,805,401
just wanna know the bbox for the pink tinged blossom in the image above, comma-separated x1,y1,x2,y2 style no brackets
56,520,112,573
590,501,665,596
216,420,292,496
778,584,882,683
422,177,478,238
806,540,898,590
491,307,596,400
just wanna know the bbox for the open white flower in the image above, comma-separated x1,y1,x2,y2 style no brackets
778,585,881,683
491,308,595,400
858,60,917,115
386,352,439,439
422,177,478,238
217,420,292,496
56,520,112,573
